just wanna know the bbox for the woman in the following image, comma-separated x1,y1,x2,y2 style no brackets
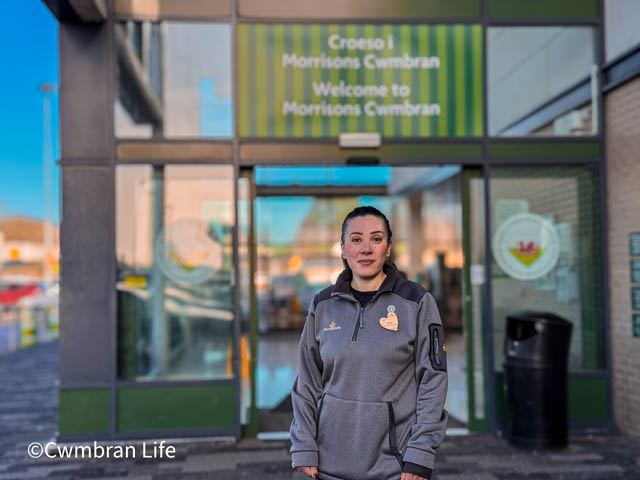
289,206,448,480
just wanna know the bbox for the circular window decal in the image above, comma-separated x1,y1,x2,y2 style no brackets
154,218,223,285
491,213,559,281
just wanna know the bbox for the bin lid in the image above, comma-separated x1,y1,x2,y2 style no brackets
506,310,573,328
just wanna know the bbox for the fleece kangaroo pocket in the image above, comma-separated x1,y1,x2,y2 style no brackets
316,393,400,480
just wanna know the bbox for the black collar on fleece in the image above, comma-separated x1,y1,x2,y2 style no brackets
332,261,399,298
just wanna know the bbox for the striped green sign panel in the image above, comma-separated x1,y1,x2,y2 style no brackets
238,24,483,138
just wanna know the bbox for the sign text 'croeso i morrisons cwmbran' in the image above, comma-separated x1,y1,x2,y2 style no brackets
238,24,483,138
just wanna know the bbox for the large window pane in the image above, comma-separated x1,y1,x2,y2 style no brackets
488,27,597,136
115,21,233,139
116,164,235,381
605,0,640,61
489,166,605,372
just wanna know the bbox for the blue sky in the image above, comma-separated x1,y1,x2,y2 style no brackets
0,2,59,223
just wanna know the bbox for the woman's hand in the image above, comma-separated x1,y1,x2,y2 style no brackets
295,466,318,478
401,473,428,480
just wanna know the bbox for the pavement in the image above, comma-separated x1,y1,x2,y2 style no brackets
2,341,640,480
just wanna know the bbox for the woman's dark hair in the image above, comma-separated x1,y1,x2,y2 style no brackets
340,205,394,272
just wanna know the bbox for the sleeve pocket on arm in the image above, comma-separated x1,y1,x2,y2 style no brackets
428,324,447,372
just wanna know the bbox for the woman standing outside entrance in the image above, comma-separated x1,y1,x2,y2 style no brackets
290,206,448,480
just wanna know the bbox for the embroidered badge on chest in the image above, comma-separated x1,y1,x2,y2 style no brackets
379,305,399,332
323,321,341,332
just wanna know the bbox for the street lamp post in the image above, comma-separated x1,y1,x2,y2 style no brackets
40,83,57,287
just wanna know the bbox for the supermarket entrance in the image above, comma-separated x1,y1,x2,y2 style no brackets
244,165,489,437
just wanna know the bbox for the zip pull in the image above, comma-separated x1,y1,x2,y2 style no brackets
351,305,366,342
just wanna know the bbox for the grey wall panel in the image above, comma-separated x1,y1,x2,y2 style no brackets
60,165,113,385
60,23,112,161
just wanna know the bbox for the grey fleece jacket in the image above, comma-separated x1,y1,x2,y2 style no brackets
289,263,448,480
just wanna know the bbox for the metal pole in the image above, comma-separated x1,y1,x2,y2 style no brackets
40,83,57,286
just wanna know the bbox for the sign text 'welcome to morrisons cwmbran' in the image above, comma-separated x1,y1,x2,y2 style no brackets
238,24,483,138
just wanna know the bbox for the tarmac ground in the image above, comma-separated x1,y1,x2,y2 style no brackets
2,341,640,480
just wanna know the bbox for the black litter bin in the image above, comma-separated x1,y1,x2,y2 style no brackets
503,311,573,449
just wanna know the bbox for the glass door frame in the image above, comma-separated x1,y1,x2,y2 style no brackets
461,166,490,431
243,163,491,434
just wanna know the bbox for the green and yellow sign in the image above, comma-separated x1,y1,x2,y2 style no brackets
238,24,483,138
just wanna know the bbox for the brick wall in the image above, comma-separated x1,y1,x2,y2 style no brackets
605,75,640,439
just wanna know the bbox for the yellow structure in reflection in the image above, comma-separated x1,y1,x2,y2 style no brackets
226,335,251,379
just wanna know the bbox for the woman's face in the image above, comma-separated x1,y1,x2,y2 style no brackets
341,215,392,281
